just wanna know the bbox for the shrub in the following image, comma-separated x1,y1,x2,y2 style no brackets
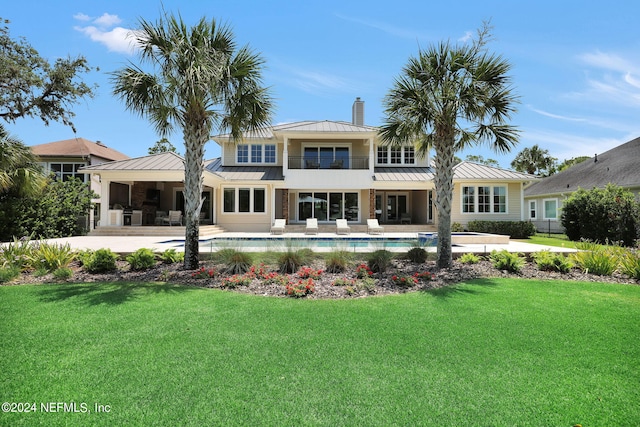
344,286,357,296
126,248,157,271
277,249,310,274
52,267,73,281
571,241,620,276
216,248,252,275
531,250,574,273
261,272,290,286
325,250,351,273
0,237,34,270
490,250,525,273
160,248,184,264
221,274,252,288
30,241,76,272
414,271,435,281
407,247,427,263
83,248,118,273
359,277,377,293
620,249,640,280
467,220,536,239
285,278,315,297
0,265,21,283
451,222,464,232
561,184,640,246
458,253,480,264
298,266,322,279
367,250,393,274
333,277,356,286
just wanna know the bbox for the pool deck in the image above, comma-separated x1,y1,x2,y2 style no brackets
34,231,576,254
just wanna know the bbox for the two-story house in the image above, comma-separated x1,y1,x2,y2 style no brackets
31,137,130,229
82,98,534,234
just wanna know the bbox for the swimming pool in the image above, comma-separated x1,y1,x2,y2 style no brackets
162,235,437,252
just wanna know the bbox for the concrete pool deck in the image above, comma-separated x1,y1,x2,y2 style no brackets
34,231,577,254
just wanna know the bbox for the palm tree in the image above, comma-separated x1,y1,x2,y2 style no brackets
111,14,273,269
0,124,44,196
379,24,519,269
510,144,557,176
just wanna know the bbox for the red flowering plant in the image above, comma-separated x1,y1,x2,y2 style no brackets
191,267,216,279
391,274,418,287
261,272,291,286
221,274,252,288
297,266,322,279
285,278,316,297
414,271,436,281
355,263,373,279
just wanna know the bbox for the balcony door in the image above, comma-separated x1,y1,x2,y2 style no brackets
303,146,349,169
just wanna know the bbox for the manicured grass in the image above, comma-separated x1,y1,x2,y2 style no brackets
516,233,579,249
2,279,639,426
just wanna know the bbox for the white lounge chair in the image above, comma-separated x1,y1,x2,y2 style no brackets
367,219,384,235
270,219,286,235
336,219,351,235
162,210,182,226
305,218,318,235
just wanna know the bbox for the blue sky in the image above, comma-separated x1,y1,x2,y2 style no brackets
4,0,640,167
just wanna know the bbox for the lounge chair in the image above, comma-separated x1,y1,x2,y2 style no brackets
400,213,412,224
336,219,351,235
305,218,318,235
270,219,286,235
367,219,384,235
162,210,182,226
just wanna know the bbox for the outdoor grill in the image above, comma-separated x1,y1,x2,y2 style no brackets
123,208,133,226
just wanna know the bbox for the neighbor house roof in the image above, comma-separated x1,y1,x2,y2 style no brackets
524,136,640,197
31,137,129,161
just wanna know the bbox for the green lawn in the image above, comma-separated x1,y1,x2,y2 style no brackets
516,233,579,249
2,279,639,426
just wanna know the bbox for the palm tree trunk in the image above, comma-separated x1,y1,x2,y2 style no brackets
182,124,208,270
433,136,456,269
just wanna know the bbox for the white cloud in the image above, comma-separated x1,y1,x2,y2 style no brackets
458,31,473,43
74,13,138,55
520,129,624,161
528,106,585,122
334,13,431,40
578,51,639,74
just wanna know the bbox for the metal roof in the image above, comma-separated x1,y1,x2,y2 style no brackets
453,161,537,181
374,167,434,182
524,136,640,196
213,120,378,140
205,158,284,181
80,152,185,171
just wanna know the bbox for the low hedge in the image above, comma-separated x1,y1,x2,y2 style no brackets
467,220,536,239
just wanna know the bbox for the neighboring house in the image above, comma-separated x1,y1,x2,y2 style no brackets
524,136,640,233
81,99,535,233
31,137,130,228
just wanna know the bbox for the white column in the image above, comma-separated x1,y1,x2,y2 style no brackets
368,137,374,174
282,137,289,176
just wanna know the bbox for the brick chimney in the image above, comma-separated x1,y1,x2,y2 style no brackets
352,97,364,126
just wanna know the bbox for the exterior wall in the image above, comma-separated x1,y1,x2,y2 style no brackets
214,183,273,232
451,182,523,227
525,194,566,234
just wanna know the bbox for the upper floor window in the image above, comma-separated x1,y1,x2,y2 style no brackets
376,146,415,165
46,163,87,182
237,144,276,164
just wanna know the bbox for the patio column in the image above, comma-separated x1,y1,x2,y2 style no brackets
283,137,288,175
368,137,374,174
369,189,376,219
282,189,289,222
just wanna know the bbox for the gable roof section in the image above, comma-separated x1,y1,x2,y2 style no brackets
31,137,129,161
524,137,640,197
453,162,536,181
205,158,284,181
80,152,185,171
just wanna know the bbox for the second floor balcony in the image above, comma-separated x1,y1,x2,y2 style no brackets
288,156,370,170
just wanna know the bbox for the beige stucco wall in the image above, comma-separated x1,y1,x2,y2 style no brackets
451,182,523,226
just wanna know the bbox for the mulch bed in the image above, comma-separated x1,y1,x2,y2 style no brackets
6,256,639,299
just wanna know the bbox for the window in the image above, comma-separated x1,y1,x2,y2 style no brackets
462,185,508,214
47,162,87,182
223,187,267,213
298,191,358,222
478,186,490,213
462,186,475,213
304,146,349,169
529,200,537,220
493,186,507,213
237,144,276,164
543,199,558,220
376,146,415,165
